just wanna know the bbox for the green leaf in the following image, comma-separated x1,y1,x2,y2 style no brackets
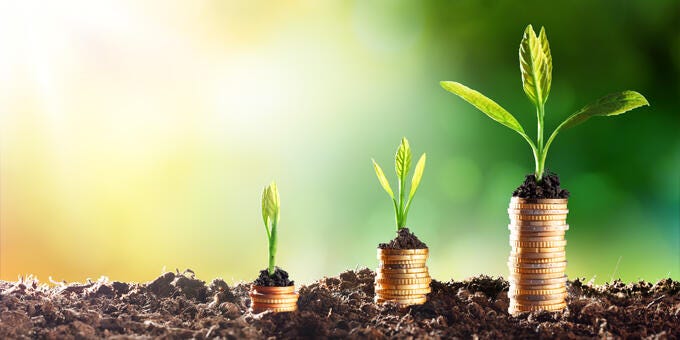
559,91,649,130
538,27,552,102
519,25,551,106
440,81,526,135
408,153,426,200
395,137,412,182
262,181,280,226
372,159,394,199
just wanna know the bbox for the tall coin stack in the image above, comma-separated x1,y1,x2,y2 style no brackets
375,248,431,306
507,197,569,314
249,286,299,313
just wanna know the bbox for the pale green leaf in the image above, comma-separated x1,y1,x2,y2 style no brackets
519,25,551,106
372,159,394,199
262,181,280,226
539,27,552,101
408,153,426,200
560,91,649,130
440,81,526,135
395,137,412,182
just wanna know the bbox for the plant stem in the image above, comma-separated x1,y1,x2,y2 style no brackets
535,104,546,181
268,220,277,276
397,177,405,229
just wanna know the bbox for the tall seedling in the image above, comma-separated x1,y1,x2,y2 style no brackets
261,182,280,276
441,25,648,182
372,138,426,230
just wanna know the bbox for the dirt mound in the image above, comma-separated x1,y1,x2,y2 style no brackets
253,267,295,287
513,172,570,199
378,228,428,249
1,270,677,338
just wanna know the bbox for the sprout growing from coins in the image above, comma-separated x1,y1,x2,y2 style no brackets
441,25,648,183
372,137,426,231
261,181,280,277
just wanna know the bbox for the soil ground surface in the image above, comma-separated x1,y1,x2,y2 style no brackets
378,228,428,249
513,172,570,199
1,269,677,339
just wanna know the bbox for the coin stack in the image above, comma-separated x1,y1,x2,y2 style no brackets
507,197,569,314
374,248,431,306
249,285,298,313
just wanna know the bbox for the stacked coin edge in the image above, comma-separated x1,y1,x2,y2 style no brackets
249,285,299,313
508,197,568,314
375,248,431,306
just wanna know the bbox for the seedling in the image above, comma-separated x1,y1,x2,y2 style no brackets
261,181,280,276
372,138,426,230
441,25,648,182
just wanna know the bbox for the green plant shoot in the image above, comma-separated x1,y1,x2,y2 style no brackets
372,138,427,230
261,181,280,276
441,25,649,182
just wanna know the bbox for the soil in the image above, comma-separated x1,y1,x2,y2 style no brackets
253,267,294,287
1,270,677,339
378,227,428,249
513,172,570,199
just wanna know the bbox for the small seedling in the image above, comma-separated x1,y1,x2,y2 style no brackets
441,25,649,182
372,138,426,230
261,181,280,276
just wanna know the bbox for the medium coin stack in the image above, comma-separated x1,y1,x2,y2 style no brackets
249,285,298,313
508,197,569,314
374,248,431,306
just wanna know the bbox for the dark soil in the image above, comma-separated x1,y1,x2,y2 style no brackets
253,267,294,287
378,227,428,249
2,270,677,339
513,172,570,199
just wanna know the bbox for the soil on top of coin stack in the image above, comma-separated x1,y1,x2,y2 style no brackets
378,227,428,249
512,172,570,199
1,270,678,338
253,267,294,287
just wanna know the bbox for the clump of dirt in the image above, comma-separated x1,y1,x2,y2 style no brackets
513,172,570,199
378,227,428,249
1,270,677,338
253,267,294,287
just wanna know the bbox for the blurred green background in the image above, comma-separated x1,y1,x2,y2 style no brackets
1,0,678,285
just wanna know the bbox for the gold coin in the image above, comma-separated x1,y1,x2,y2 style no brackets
509,251,566,259
379,261,426,267
377,266,428,274
378,254,429,261
250,296,299,304
510,231,567,238
375,277,432,285
511,214,567,221
510,197,568,205
509,302,566,313
511,297,566,306
375,272,430,279
507,209,569,215
375,295,427,305
512,246,565,253
509,220,568,227
508,261,567,269
509,272,566,281
509,286,566,295
375,287,431,296
508,276,567,285
251,302,298,309
509,291,566,300
508,256,566,264
377,248,429,256
509,234,564,242
252,305,298,313
375,282,431,290
509,266,565,274
510,240,567,248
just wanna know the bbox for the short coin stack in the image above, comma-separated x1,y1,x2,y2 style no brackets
375,248,431,306
249,285,298,313
508,197,569,314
